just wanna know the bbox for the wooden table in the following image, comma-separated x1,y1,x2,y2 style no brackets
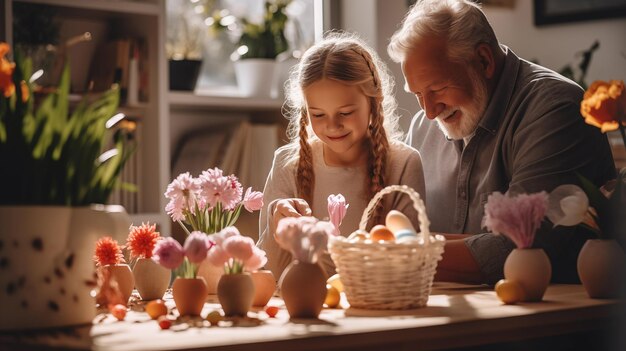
1,283,624,351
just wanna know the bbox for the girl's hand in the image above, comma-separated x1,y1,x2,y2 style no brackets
271,198,312,238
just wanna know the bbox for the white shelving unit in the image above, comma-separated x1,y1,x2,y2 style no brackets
1,0,171,233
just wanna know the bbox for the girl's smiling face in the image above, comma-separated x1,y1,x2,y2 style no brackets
304,78,371,167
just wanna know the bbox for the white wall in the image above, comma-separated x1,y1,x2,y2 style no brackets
337,0,626,134
483,1,626,84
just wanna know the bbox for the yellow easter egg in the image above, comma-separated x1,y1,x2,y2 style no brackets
495,279,525,304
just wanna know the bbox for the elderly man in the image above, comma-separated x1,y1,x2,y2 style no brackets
388,0,615,284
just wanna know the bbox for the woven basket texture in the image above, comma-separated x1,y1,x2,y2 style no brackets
329,185,445,309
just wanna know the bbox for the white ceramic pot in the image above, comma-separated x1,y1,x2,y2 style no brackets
233,59,277,98
504,248,552,302
133,258,171,301
577,239,626,299
0,205,129,330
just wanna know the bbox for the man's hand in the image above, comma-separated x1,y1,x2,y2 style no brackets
271,198,312,238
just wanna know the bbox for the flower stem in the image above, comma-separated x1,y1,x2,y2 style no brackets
177,220,191,236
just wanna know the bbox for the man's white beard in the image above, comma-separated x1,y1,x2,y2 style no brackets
435,70,489,140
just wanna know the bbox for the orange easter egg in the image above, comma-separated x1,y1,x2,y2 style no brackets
370,225,395,242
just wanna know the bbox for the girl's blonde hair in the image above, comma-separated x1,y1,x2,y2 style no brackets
282,32,402,214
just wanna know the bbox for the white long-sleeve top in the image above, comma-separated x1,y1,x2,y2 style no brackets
256,139,426,280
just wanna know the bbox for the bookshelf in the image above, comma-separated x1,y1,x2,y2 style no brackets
1,0,171,233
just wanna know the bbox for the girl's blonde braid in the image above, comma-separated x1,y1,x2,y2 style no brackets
296,110,315,206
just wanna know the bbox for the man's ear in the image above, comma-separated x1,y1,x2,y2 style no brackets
476,43,496,79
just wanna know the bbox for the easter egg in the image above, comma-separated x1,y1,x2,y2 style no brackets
369,225,395,242
265,305,279,318
324,284,341,308
206,310,223,325
146,299,168,320
495,279,525,304
385,210,416,232
327,273,344,293
395,229,418,243
110,304,127,321
158,315,172,329
347,230,368,242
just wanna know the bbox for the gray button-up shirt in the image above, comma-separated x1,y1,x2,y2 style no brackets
407,46,616,284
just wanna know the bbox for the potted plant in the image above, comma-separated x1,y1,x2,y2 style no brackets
126,222,171,301
0,43,135,330
152,232,213,316
163,167,264,294
166,0,205,91
230,0,291,97
206,226,267,317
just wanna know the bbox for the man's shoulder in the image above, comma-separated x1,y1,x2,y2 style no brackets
517,59,583,102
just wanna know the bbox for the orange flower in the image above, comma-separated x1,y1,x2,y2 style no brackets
126,222,161,259
0,42,16,98
19,80,29,102
580,80,626,133
94,236,125,266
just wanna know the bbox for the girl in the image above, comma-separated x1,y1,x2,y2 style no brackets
257,33,426,279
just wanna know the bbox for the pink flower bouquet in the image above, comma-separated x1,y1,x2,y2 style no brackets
482,191,549,249
275,216,336,264
206,226,267,274
152,232,214,278
164,167,263,235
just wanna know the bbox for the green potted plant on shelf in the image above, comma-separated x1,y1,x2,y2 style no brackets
0,43,135,330
166,0,206,91
230,0,292,97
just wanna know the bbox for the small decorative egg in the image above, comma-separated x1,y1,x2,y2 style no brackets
495,279,525,304
385,210,417,241
395,229,419,243
347,230,368,242
369,225,395,242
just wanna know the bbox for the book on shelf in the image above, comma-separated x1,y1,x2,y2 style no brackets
87,37,148,105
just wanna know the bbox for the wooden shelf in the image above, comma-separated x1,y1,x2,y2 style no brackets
14,0,161,16
169,87,284,111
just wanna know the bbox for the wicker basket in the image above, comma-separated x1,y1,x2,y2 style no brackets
329,185,445,310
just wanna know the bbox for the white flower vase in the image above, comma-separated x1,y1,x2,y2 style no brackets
577,239,626,299
233,59,277,98
197,258,224,295
133,258,171,301
0,205,130,330
504,248,552,302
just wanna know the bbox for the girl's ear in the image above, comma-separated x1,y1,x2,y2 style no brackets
475,43,496,79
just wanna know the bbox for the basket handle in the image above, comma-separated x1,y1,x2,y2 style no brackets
358,185,431,246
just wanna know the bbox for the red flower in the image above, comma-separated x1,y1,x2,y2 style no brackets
94,236,124,266
126,222,161,259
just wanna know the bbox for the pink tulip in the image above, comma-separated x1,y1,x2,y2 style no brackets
327,194,348,235
152,237,184,270
213,226,241,246
244,247,268,272
206,246,230,267
183,231,210,264
243,187,264,212
223,236,255,262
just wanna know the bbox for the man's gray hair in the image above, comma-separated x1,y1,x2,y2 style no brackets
388,0,499,64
